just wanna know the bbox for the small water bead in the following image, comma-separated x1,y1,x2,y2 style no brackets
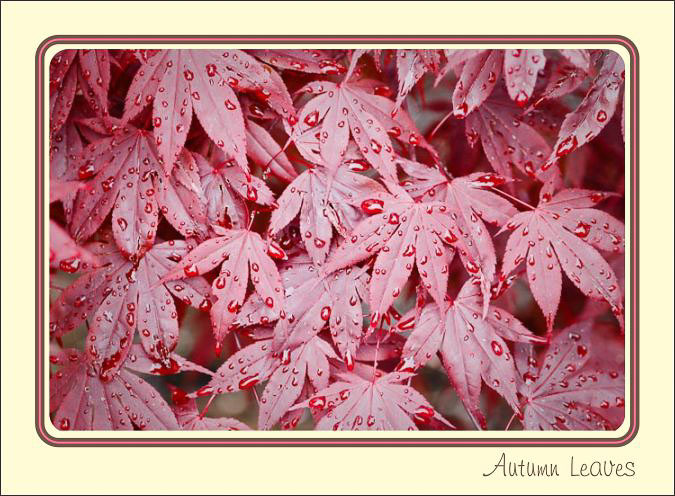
361,198,384,215
555,135,578,157
515,90,529,108
59,257,81,273
303,110,319,127
413,405,434,424
345,159,369,172
309,396,326,410
344,350,354,371
267,241,287,260
574,221,591,238
455,102,469,118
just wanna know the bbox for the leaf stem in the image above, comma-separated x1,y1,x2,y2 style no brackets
490,186,535,210
246,204,256,230
198,394,216,420
505,412,518,431
372,331,381,381
428,109,454,139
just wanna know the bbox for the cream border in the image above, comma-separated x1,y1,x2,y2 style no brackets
3,2,673,494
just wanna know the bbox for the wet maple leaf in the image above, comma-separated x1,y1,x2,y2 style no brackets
530,59,588,109
503,49,546,107
515,322,625,430
324,184,462,322
50,238,211,379
50,349,178,430
50,49,111,137
292,80,404,178
400,278,545,429
249,49,346,75
49,179,98,272
400,165,519,310
290,81,436,166
161,227,284,346
271,254,369,362
292,368,454,430
452,50,504,118
258,336,337,429
123,49,294,173
558,49,592,73
393,49,443,111
69,126,165,258
501,188,625,331
50,121,84,222
269,164,387,264
543,51,624,169
169,387,250,431
465,99,560,184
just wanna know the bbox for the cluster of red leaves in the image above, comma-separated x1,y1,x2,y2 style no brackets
49,48,626,431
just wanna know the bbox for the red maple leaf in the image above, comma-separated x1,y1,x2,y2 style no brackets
514,322,625,430
269,162,387,264
162,227,284,347
249,49,346,75
324,183,461,323
464,99,561,184
501,188,625,331
503,49,546,107
400,278,545,429
292,78,435,177
452,50,504,118
169,386,250,431
50,49,111,137
50,237,211,379
543,51,624,169
69,126,165,257
50,349,179,430
272,254,369,363
292,367,454,431
123,49,294,173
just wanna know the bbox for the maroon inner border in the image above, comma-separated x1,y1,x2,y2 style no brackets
35,36,639,447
